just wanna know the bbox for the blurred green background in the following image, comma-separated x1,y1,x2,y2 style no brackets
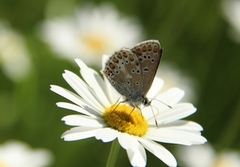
0,0,240,166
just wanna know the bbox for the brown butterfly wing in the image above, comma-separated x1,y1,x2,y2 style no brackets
131,40,163,96
103,48,143,101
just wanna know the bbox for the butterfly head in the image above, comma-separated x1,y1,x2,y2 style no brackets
126,95,151,107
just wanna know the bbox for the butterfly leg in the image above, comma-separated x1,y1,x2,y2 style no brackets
110,98,128,114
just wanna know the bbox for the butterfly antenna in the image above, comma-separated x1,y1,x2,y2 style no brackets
150,98,172,109
150,104,159,126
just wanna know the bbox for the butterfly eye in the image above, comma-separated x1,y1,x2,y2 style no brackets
143,98,149,106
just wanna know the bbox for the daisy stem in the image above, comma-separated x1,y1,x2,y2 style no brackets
106,140,120,167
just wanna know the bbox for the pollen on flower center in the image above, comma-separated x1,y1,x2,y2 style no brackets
103,104,148,136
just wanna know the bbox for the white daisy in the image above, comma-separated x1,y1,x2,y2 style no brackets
222,0,240,42
0,21,31,81
40,3,143,66
0,140,53,167
50,57,207,167
176,143,240,167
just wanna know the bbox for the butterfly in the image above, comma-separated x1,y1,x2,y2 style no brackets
103,40,163,109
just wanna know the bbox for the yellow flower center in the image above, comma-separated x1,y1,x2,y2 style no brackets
0,161,9,167
103,104,148,136
212,156,236,167
82,33,109,55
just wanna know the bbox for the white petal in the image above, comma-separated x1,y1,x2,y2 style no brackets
117,133,147,167
155,88,185,106
139,139,177,167
56,102,100,118
50,85,86,107
118,133,140,150
157,103,197,124
62,115,105,127
147,77,164,98
75,58,111,107
160,120,204,131
141,105,163,124
63,70,104,111
146,127,206,146
126,143,146,167
61,127,100,141
95,128,118,142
